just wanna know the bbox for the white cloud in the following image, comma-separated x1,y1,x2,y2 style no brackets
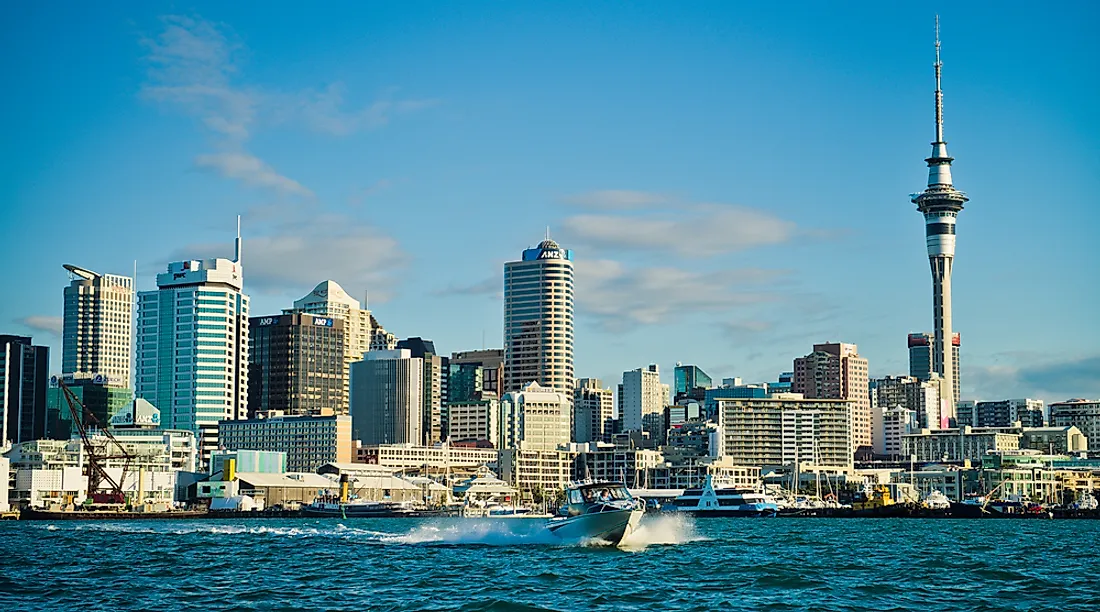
166,205,406,301
575,259,781,330
194,152,312,197
141,15,255,142
563,190,672,210
18,315,63,336
562,203,796,257
141,15,435,197
291,83,440,137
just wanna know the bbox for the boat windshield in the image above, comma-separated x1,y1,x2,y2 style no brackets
581,486,630,503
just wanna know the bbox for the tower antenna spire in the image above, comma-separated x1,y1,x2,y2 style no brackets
934,15,944,144
234,215,242,263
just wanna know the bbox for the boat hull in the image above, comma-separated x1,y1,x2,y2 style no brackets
546,508,644,545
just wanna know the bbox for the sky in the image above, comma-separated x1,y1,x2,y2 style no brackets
2,2,1098,403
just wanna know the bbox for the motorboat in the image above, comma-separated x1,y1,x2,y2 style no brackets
546,481,644,546
671,475,779,517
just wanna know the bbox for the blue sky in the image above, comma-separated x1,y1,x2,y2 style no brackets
2,2,1097,403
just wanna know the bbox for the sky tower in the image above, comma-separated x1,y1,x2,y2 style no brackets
912,17,967,421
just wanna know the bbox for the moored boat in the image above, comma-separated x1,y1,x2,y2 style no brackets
20,508,208,521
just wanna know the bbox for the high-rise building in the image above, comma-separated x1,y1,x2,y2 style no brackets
958,399,1045,428
503,237,574,396
449,349,504,403
716,396,853,470
792,342,870,452
573,377,614,444
907,332,961,408
911,20,968,421
621,365,666,433
499,381,571,451
349,349,423,445
136,223,249,463
61,265,133,386
870,375,941,431
284,280,396,410
674,364,712,403
1047,399,1099,445
396,338,448,445
0,335,50,444
248,313,346,417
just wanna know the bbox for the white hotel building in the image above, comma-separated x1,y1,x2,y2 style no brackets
136,227,249,463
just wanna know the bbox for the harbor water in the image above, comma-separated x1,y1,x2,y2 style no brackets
3,515,1098,611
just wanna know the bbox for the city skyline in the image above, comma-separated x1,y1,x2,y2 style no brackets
2,3,1097,404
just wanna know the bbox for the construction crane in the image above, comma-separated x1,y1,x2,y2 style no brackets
57,379,133,505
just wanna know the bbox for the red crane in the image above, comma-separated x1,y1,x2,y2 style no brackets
57,379,133,505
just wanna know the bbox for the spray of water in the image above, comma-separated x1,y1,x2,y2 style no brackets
35,513,706,551
618,513,708,551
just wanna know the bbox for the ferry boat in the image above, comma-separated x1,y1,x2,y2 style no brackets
671,475,779,517
301,498,418,518
546,481,644,545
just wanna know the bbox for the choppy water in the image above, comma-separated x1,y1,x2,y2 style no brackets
2,515,1098,611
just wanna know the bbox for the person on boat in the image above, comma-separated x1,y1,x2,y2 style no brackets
598,489,612,503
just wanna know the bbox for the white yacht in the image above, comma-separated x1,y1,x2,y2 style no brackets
546,481,644,546
671,475,779,517
921,490,952,510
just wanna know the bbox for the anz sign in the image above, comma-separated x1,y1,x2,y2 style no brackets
312,317,334,327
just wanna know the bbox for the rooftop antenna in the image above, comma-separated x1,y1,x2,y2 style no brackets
545,226,551,241
934,15,944,144
234,214,242,263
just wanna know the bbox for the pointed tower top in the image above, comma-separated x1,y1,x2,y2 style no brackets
934,15,944,144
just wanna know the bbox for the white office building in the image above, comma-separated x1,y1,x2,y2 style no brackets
573,378,614,443
877,405,918,456
717,395,853,471
136,225,249,464
503,237,575,396
500,381,571,451
448,398,500,445
349,349,424,445
621,365,667,433
62,265,134,386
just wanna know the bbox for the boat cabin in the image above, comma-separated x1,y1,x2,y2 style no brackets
563,482,632,516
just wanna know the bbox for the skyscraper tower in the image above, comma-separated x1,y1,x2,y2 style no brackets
137,219,249,464
503,235,574,396
911,17,967,422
